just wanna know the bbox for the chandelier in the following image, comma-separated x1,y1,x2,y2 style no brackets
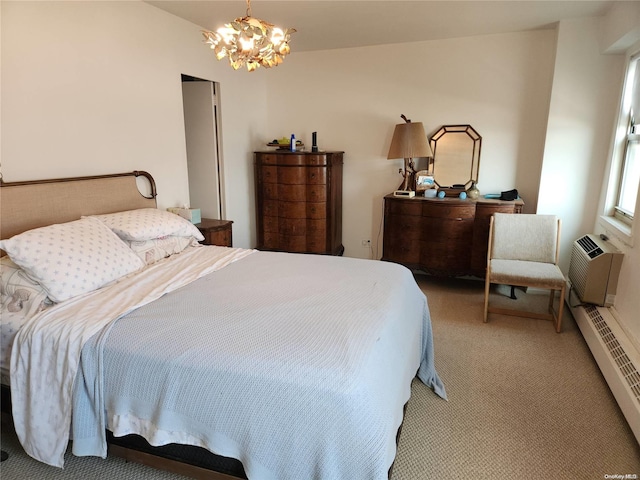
202,0,296,72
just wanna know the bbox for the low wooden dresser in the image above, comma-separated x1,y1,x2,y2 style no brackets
254,151,344,255
382,194,524,276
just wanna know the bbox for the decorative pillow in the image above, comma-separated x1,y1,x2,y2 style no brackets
1,257,54,369
0,217,145,302
90,208,204,242
1,256,52,312
127,235,199,265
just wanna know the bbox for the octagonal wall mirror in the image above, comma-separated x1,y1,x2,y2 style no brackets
430,125,481,189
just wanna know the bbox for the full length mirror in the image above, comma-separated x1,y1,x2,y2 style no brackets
430,125,481,188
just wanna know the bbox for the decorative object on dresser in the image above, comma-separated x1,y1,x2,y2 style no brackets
255,150,344,255
195,218,233,247
466,181,480,199
382,194,524,277
430,124,481,192
387,115,433,194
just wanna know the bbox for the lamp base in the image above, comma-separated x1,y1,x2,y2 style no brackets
393,190,415,198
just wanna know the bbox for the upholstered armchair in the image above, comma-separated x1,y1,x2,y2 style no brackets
483,213,566,333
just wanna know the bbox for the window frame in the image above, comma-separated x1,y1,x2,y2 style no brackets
601,49,640,245
613,129,639,225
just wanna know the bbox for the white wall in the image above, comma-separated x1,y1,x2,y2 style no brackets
538,10,640,350
265,31,557,258
1,0,267,249
537,17,625,273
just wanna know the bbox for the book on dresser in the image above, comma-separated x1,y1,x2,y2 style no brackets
382,194,524,277
254,151,344,256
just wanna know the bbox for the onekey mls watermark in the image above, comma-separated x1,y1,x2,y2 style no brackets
604,475,638,479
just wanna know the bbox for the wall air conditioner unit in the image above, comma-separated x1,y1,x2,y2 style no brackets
568,234,623,307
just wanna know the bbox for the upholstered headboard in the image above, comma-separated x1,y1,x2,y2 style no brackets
0,171,157,241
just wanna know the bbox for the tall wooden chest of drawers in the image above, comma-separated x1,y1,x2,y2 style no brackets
382,194,523,276
254,151,344,255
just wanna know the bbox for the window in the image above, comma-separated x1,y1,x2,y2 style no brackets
614,54,640,226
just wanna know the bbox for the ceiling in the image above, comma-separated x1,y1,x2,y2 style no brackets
146,0,618,52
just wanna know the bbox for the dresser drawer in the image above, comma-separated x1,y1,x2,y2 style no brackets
257,153,279,165
263,199,278,216
262,230,279,249
386,199,422,216
263,215,279,233
202,228,231,247
278,218,326,237
422,202,475,219
259,154,328,166
306,167,326,184
278,201,327,219
384,214,422,241
196,219,233,247
262,183,279,201
384,238,421,265
260,166,278,183
272,185,326,203
278,234,307,252
275,166,327,184
306,234,327,252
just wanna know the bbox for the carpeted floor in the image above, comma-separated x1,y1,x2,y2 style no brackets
393,275,640,479
1,275,639,479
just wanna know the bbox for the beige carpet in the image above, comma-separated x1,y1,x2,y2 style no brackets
1,275,639,479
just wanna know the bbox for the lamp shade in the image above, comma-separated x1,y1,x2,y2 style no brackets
387,122,433,159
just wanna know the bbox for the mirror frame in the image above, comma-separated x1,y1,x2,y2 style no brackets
429,124,482,189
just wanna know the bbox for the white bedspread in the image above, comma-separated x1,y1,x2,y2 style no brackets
10,245,255,467
72,251,446,480
11,248,446,478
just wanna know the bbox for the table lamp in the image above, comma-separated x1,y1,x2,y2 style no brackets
387,115,432,196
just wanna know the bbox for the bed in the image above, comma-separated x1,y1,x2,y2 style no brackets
0,171,446,479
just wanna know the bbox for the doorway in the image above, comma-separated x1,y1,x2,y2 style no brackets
181,74,223,219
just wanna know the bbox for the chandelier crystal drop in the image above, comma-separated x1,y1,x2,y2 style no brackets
202,0,296,72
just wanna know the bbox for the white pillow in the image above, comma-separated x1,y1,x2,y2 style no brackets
90,208,204,242
0,217,145,302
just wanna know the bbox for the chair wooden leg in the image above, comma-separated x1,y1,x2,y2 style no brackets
555,286,566,333
483,278,491,323
547,290,555,313
546,287,566,333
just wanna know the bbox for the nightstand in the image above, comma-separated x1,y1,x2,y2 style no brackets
195,218,233,247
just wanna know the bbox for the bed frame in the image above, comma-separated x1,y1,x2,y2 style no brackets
0,171,157,240
0,171,401,480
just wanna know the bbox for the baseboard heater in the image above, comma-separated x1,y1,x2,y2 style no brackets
567,292,640,445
